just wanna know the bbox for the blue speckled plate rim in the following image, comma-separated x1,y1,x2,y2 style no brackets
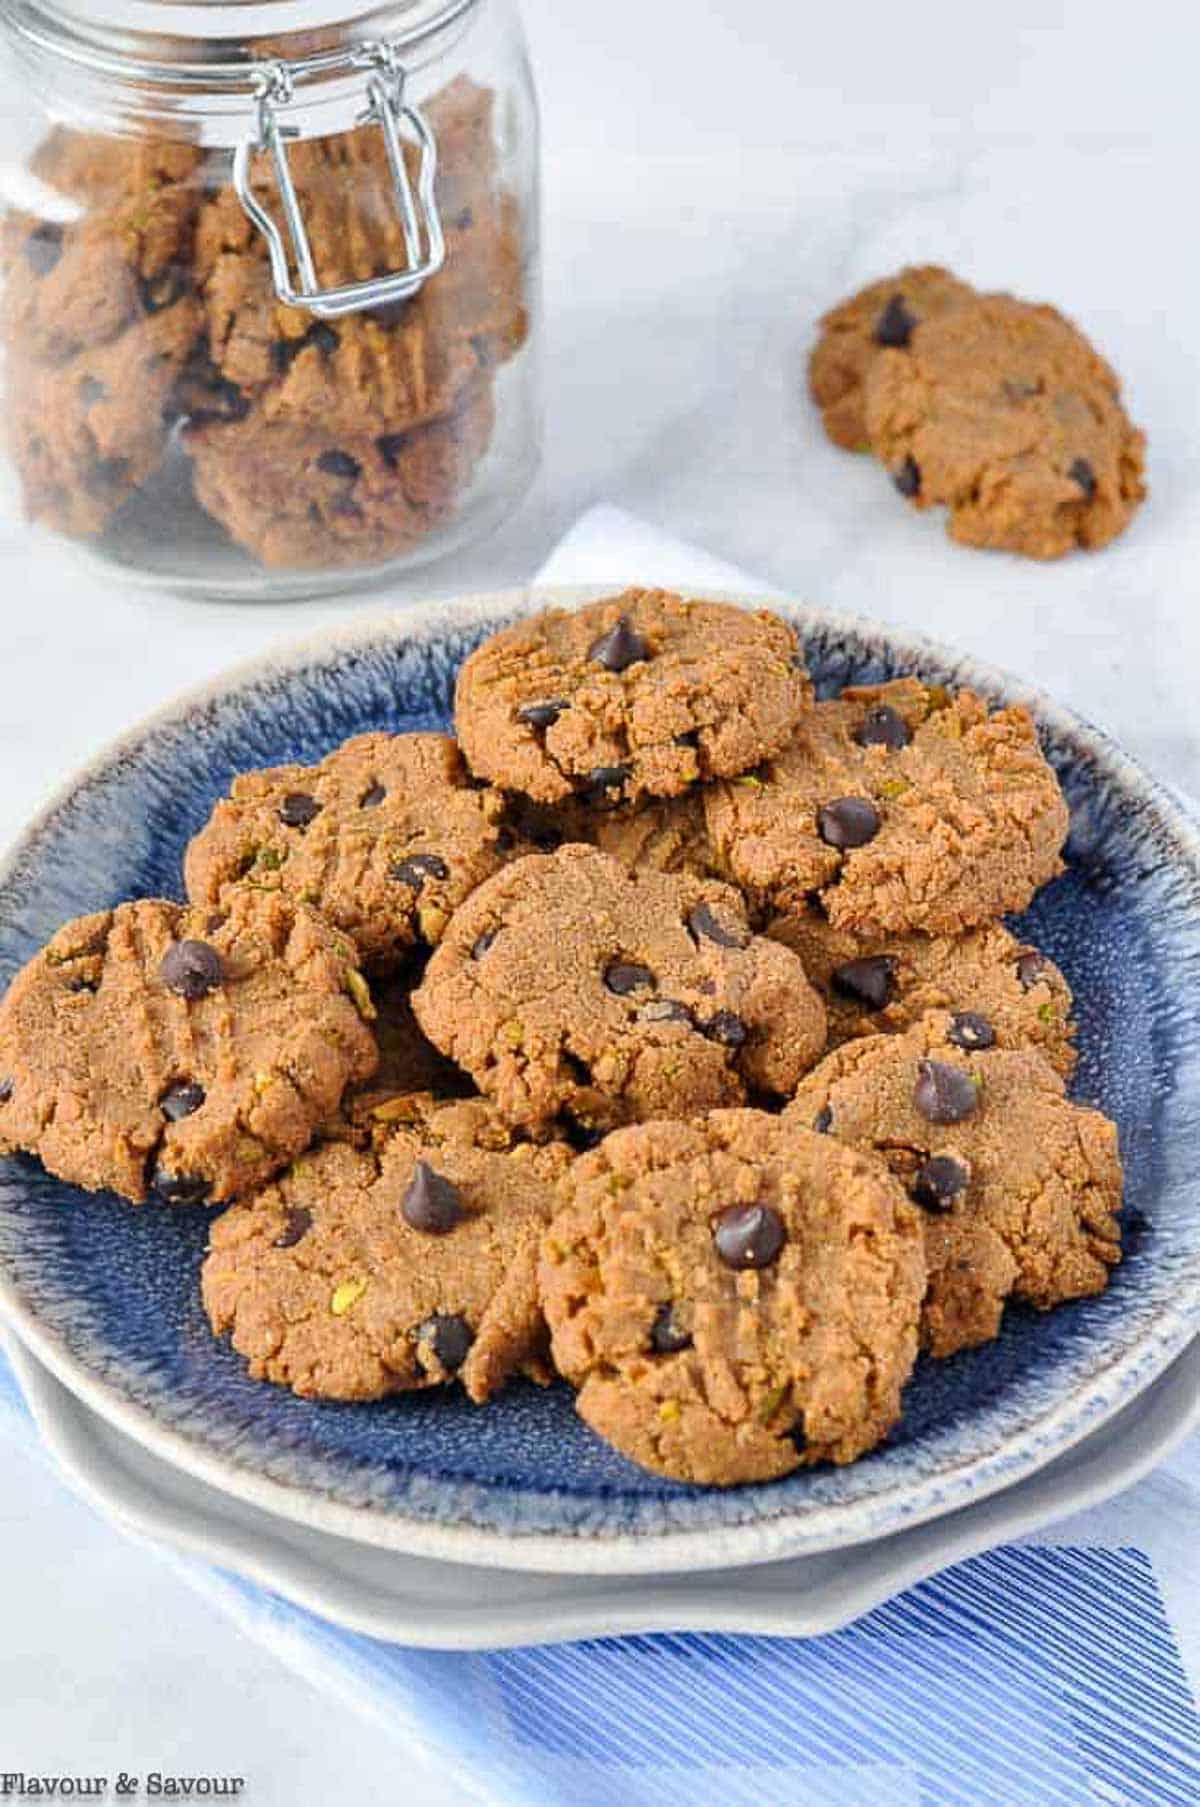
1,584,1198,1578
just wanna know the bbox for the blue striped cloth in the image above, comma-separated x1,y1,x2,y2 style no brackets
3,1344,1199,1807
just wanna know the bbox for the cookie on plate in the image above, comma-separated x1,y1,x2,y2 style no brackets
703,677,1069,935
202,1093,572,1403
454,590,810,807
809,264,975,451
786,1013,1123,1357
865,293,1147,557
0,893,377,1205
767,913,1075,1075
540,1110,925,1484
412,845,827,1136
184,731,509,968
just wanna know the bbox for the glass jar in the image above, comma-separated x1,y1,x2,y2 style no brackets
0,0,541,599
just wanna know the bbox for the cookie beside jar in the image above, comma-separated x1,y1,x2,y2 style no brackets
0,0,541,598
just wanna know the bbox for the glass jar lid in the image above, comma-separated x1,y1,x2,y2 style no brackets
6,1,480,83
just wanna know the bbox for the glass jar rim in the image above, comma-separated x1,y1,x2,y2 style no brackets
5,0,481,88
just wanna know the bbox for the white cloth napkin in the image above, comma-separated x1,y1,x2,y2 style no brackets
2,507,1198,1807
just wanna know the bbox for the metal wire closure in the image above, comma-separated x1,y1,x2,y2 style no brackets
232,40,446,319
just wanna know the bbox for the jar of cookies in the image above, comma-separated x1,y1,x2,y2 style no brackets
0,1,540,598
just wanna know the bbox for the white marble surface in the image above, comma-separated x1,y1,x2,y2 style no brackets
1,0,1196,1800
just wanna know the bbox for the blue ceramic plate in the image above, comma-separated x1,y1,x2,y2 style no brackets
1,587,1198,1577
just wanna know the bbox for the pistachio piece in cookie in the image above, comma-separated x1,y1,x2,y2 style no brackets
202,1094,572,1403
184,731,510,970
0,892,377,1204
540,1111,925,1484
703,677,1069,936
786,1012,1123,1357
767,912,1076,1075
454,590,810,806
412,845,827,1137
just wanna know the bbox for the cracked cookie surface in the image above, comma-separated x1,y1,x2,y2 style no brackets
865,293,1147,557
767,913,1075,1075
184,732,510,969
809,264,975,451
454,590,810,806
540,1110,924,1484
412,845,827,1135
0,893,377,1204
202,1092,572,1403
703,678,1069,935
786,1013,1123,1357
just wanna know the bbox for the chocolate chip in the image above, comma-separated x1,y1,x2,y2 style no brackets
1016,953,1047,990
813,1104,833,1134
911,1155,970,1212
391,853,450,892
376,432,407,470
561,1118,605,1153
471,928,500,960
401,1161,465,1234
271,339,305,375
894,456,921,498
640,998,693,1026
703,1011,748,1048
855,704,912,751
24,222,64,276
366,300,408,329
0,1078,13,1105
713,1202,786,1269
1069,457,1097,502
159,940,224,1001
913,1058,979,1125
589,615,649,673
277,791,322,829
360,784,387,809
309,323,340,356
787,1413,808,1453
186,373,250,426
947,1011,996,1052
584,765,632,804
151,1168,211,1206
649,1303,692,1354
687,902,749,949
317,449,362,479
562,1050,593,1087
416,1312,474,1372
517,699,567,731
274,1207,313,1248
831,956,895,1011
66,976,97,994
160,1081,205,1122
604,961,655,996
874,294,917,349
818,797,881,850
140,263,188,315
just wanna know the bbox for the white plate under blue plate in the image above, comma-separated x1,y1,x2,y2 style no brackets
7,1327,1199,1649
1,586,1199,1577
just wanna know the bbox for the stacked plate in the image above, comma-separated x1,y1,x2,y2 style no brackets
2,588,1199,1649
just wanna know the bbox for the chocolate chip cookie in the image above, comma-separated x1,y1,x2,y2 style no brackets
704,678,1069,935
202,1092,572,1403
786,1014,1123,1357
2,135,204,536
184,731,509,968
454,590,810,807
865,294,1147,557
767,913,1076,1075
412,845,827,1136
809,265,975,451
540,1110,924,1484
0,893,377,1205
